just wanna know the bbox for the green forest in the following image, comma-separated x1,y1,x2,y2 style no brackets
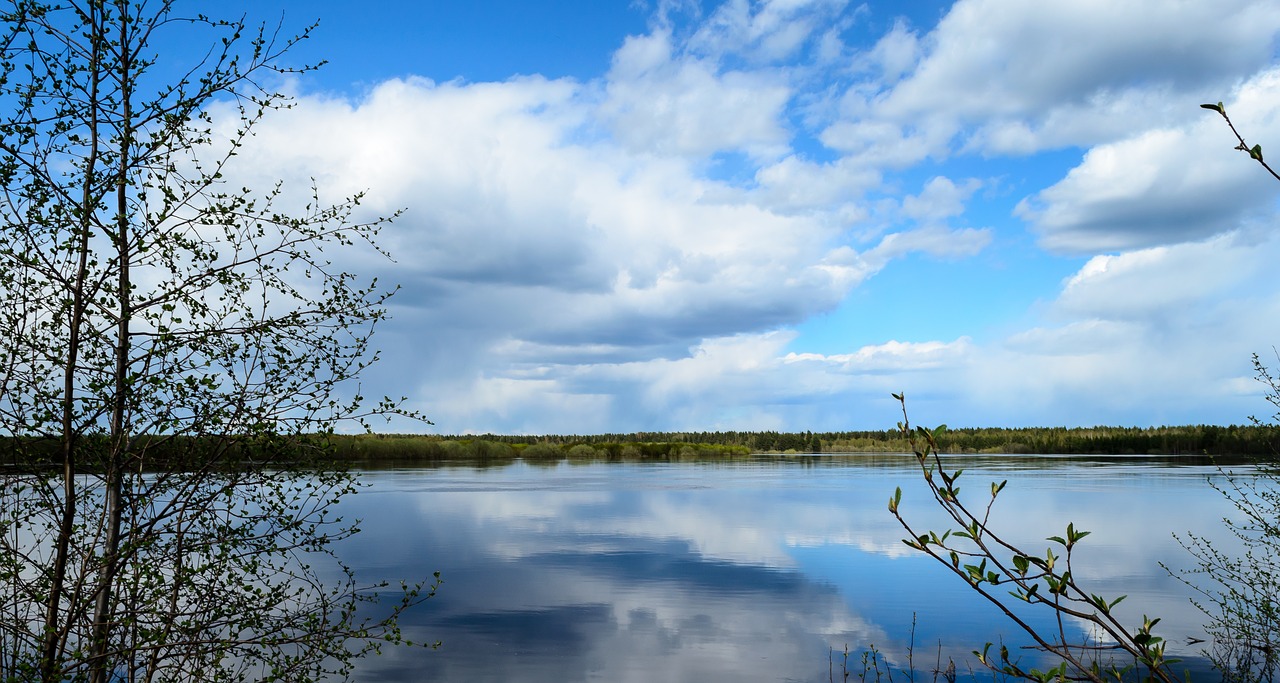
327,422,1279,463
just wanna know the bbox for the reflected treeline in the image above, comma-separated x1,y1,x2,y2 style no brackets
334,423,1279,466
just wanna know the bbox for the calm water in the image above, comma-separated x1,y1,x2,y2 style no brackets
335,454,1248,682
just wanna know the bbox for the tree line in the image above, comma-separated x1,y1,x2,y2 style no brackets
323,422,1278,461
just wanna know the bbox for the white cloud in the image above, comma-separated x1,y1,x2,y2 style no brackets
203,0,1280,433
958,230,1280,426
601,29,793,160
866,20,920,82
688,0,852,63
1054,234,1263,319
1016,68,1280,252
431,225,1280,432
751,155,881,213
867,225,992,261
1004,320,1141,357
785,338,974,372
215,65,924,431
818,116,954,166
876,0,1280,152
231,74,852,309
900,176,980,222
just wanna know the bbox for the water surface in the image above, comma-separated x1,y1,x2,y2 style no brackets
337,454,1246,682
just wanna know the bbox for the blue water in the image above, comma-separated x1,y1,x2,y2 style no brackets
336,454,1244,682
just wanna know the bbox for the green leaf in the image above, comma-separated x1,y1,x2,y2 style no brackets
1067,523,1091,544
1200,102,1223,113
1251,144,1264,161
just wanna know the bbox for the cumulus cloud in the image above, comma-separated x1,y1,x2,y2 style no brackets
688,0,852,63
751,155,881,213
1054,234,1264,319
900,176,981,222
875,0,1280,153
1017,68,1280,252
818,116,955,167
231,76,851,314
602,30,793,159
958,228,1280,426
785,338,974,373
217,67,899,430
208,0,1280,432
866,20,920,82
864,225,992,262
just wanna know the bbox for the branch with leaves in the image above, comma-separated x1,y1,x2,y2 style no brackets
1200,102,1280,183
888,393,1181,683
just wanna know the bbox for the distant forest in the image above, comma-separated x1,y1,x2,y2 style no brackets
330,423,1280,462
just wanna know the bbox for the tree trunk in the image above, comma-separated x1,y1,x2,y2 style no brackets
89,6,133,680
39,3,104,680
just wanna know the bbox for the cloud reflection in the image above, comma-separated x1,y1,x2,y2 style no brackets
339,458,1232,681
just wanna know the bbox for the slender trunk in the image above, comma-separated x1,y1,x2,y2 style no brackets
89,4,133,680
38,4,103,681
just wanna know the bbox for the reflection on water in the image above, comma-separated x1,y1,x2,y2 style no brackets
337,454,1243,682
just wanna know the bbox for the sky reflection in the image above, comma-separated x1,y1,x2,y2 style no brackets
337,456,1238,682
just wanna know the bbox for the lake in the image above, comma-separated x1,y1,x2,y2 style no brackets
335,453,1250,682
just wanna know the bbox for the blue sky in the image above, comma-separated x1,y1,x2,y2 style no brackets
214,0,1280,433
